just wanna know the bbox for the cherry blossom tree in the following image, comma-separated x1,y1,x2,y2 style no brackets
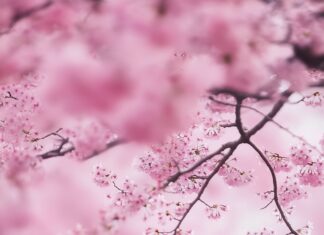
0,0,324,234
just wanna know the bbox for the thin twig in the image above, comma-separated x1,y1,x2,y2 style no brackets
198,199,212,208
113,181,125,194
4,91,18,100
31,128,64,142
260,198,275,210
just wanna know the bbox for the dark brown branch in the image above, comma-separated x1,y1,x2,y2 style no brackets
163,140,238,187
161,90,295,233
246,91,292,138
38,138,73,160
39,138,126,160
293,45,324,71
210,95,322,154
84,139,127,160
235,98,247,139
208,96,236,107
309,79,324,88
165,147,237,235
165,91,292,189
209,87,271,100
188,175,208,180
4,91,18,100
248,141,298,235
220,123,236,128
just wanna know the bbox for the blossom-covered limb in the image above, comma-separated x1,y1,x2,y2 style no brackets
211,94,322,154
165,147,237,235
248,141,298,235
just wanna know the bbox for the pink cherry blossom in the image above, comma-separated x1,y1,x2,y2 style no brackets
290,144,313,166
297,161,324,187
92,164,116,187
1,1,324,235
278,177,307,207
303,91,323,107
205,204,227,220
219,164,253,187
264,150,292,173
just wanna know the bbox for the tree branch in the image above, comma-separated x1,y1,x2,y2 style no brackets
209,87,271,100
163,140,239,187
161,90,294,233
164,91,292,189
235,97,247,139
4,91,18,100
84,139,127,160
246,91,292,138
248,141,298,235
39,138,126,160
38,138,73,160
209,95,322,154
165,147,237,235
